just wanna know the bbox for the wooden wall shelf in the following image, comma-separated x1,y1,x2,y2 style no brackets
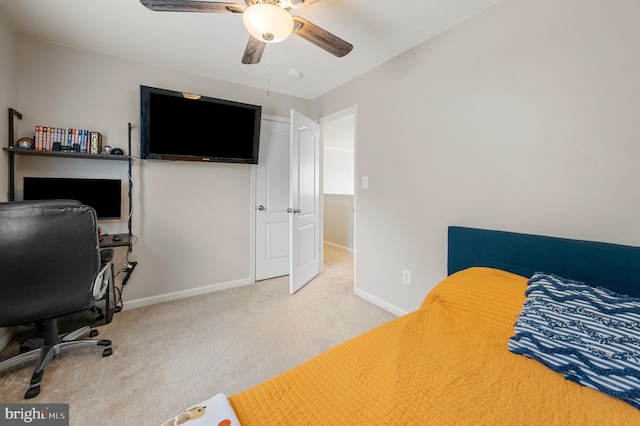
3,147,131,161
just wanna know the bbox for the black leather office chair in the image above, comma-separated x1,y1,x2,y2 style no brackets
0,200,113,398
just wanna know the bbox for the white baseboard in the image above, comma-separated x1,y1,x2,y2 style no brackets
355,288,409,317
0,327,16,352
123,278,254,311
123,277,409,319
323,240,354,254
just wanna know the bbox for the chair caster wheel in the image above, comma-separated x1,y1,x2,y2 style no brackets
102,348,113,357
25,386,40,399
89,329,99,338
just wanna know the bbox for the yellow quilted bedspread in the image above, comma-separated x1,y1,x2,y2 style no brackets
229,267,640,425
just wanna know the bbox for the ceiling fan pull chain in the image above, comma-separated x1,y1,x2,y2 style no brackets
266,43,271,97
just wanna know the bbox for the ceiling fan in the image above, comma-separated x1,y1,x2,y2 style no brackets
139,0,353,64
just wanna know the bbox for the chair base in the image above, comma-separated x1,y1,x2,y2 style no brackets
0,318,112,399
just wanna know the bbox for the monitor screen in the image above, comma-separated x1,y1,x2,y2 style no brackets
23,177,122,220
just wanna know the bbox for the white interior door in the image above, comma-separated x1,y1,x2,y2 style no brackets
255,118,290,281
290,110,321,294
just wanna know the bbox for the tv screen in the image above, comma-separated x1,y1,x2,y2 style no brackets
140,85,262,164
23,177,122,220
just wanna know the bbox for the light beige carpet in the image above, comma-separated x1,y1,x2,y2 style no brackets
0,243,396,426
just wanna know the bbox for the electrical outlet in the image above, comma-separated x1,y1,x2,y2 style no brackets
402,269,411,285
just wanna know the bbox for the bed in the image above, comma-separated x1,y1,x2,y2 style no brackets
163,226,640,425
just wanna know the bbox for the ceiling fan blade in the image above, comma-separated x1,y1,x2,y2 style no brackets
292,16,352,58
140,0,245,13
286,0,322,9
242,36,266,64
244,0,320,9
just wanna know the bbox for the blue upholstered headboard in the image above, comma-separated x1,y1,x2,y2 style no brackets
448,226,640,297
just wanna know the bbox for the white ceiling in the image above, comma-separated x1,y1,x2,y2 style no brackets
0,0,503,100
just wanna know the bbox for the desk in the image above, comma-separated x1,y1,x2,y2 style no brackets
97,233,136,324
99,233,131,248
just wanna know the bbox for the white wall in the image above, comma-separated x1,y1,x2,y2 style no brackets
0,7,19,350
323,150,354,195
12,38,311,307
323,195,354,250
312,0,640,314
323,114,354,195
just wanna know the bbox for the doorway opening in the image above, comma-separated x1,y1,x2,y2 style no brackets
320,106,357,288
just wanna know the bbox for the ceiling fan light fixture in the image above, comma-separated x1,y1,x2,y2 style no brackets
243,3,294,43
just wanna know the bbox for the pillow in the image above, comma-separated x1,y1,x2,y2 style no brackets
161,393,240,426
421,267,528,326
508,272,640,409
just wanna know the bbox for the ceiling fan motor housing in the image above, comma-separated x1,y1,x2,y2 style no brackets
243,1,294,43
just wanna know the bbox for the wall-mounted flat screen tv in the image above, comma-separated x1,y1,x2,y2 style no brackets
140,85,262,164
23,177,122,220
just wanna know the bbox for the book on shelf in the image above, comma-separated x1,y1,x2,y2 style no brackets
33,125,104,154
35,125,43,150
69,128,77,148
47,127,53,151
81,129,88,153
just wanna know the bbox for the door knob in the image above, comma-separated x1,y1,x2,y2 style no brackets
257,205,265,211
286,208,293,213
293,208,301,214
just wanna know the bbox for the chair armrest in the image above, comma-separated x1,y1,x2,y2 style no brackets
93,257,113,301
